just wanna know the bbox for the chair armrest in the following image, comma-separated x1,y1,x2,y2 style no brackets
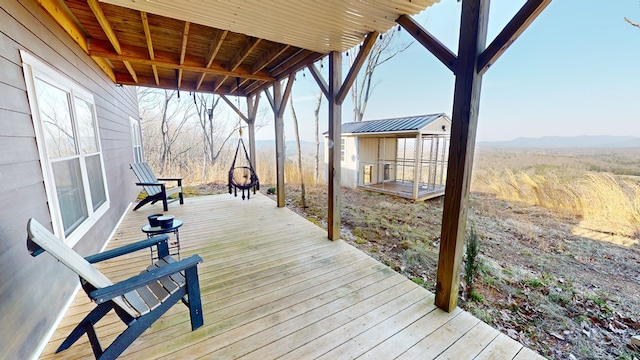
89,255,203,304
157,178,182,186
135,182,166,187
84,235,169,264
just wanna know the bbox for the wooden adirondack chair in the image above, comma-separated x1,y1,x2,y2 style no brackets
27,218,203,360
130,162,184,211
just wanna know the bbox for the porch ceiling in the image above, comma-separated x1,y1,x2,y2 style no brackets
39,0,438,97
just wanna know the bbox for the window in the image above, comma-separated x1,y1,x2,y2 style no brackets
22,51,110,246
340,138,346,162
130,117,144,163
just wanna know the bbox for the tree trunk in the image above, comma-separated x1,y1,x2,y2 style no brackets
289,93,306,208
314,89,322,184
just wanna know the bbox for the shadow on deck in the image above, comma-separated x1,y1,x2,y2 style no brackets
40,193,542,359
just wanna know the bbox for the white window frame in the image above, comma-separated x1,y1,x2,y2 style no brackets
21,51,110,246
340,137,346,162
130,116,144,163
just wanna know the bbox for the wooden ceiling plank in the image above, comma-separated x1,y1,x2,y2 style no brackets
230,78,250,94
251,43,290,74
274,52,325,80
205,30,228,68
337,31,378,105
397,14,457,74
88,40,275,81
220,95,250,123
307,63,328,99
87,0,122,54
36,0,89,53
477,0,551,75
180,21,190,65
228,37,262,72
196,73,207,90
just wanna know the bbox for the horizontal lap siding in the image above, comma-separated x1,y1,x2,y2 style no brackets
0,0,140,358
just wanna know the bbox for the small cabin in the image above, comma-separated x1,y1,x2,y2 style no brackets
325,114,451,201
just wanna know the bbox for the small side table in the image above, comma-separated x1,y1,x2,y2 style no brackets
141,219,183,261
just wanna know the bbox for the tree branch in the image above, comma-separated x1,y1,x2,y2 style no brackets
625,17,640,29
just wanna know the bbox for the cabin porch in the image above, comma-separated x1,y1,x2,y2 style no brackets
40,194,542,359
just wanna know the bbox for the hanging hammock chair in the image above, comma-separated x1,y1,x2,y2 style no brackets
228,138,260,200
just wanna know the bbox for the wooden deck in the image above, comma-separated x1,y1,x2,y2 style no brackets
360,181,445,201
40,193,543,359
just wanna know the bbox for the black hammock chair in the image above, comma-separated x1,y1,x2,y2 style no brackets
228,138,260,200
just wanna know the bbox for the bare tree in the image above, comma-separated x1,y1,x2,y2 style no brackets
626,17,640,29
289,91,306,208
349,28,411,122
313,89,323,184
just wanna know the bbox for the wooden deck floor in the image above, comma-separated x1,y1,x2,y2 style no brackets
40,193,543,359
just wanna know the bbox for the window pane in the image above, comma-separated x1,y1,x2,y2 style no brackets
52,159,88,235
35,79,76,158
75,97,98,154
86,154,107,211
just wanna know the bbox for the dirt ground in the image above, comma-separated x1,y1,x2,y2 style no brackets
186,181,640,359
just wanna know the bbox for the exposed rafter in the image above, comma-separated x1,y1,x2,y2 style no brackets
477,0,551,74
141,11,159,85
197,30,228,89
220,95,249,123
252,44,290,74
337,31,378,104
87,0,137,83
228,37,261,72
177,21,191,87
88,40,274,82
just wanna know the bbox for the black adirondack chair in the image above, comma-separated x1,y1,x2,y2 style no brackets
130,162,183,211
27,218,203,360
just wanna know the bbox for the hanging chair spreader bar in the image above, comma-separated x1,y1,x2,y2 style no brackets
228,138,260,200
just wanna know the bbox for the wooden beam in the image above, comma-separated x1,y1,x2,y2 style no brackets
250,93,260,119
197,30,228,90
337,31,378,104
252,44,290,74
140,11,159,85
228,37,261,72
179,21,190,65
273,81,286,207
269,48,307,76
212,76,228,92
247,95,259,169
35,0,88,53
435,0,490,312
477,0,551,75
397,14,458,74
87,0,137,82
230,78,251,94
88,40,275,81
87,0,121,54
264,88,275,111
91,56,115,82
220,95,249,124
277,74,295,118
308,63,328,99
412,132,423,200
327,51,342,240
274,52,325,80
115,73,233,94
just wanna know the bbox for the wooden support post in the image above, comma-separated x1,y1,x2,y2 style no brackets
247,95,258,169
273,81,286,207
327,51,342,240
412,132,422,200
435,0,490,312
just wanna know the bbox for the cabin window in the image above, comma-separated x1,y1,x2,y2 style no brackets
21,51,110,246
340,138,346,162
130,117,144,163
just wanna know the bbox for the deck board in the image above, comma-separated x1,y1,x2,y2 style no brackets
39,193,544,359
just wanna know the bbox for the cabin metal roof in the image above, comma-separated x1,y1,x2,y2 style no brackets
340,113,448,134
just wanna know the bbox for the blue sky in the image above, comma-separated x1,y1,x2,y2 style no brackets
252,0,640,142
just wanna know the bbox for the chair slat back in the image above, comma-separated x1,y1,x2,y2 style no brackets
130,162,162,196
27,219,139,318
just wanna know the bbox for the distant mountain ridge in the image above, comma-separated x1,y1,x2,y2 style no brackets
478,135,640,148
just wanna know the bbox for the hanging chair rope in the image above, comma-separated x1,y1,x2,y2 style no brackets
228,138,260,200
